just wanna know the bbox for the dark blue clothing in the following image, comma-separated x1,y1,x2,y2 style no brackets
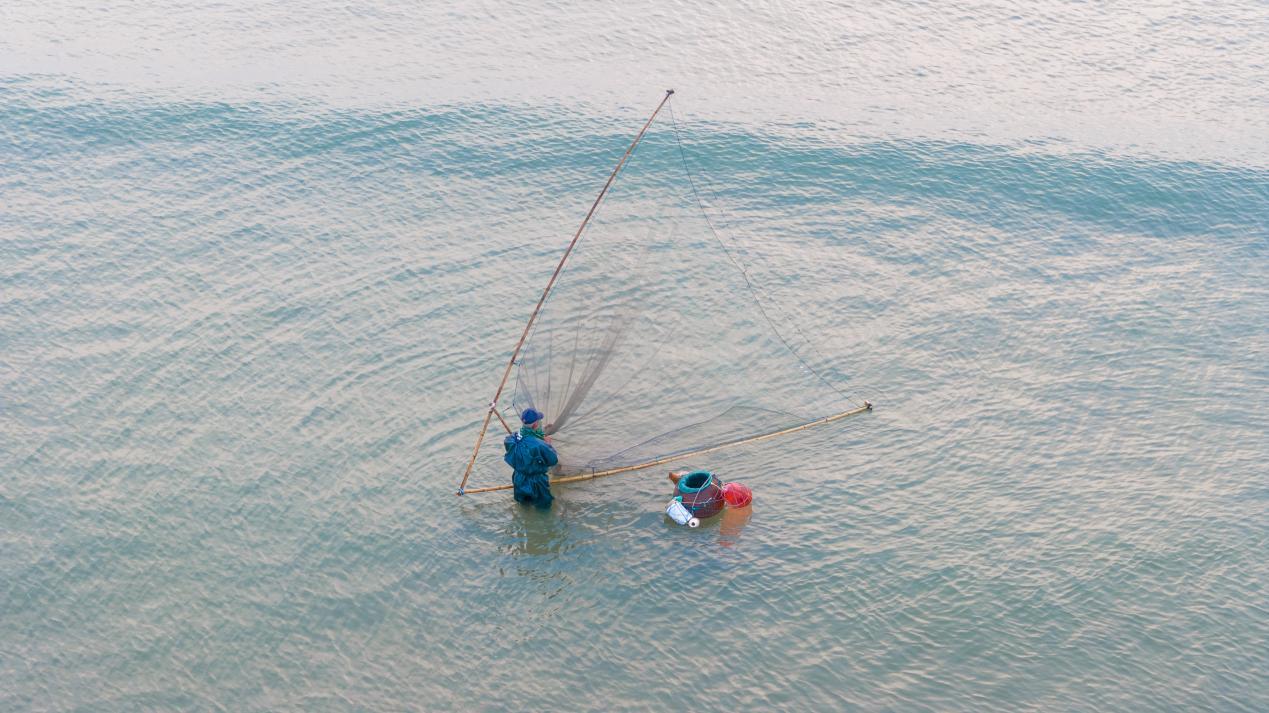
504,428,558,508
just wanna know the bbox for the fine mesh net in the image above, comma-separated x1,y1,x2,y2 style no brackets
508,112,856,476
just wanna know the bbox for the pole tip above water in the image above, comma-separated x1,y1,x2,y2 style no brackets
666,89,675,95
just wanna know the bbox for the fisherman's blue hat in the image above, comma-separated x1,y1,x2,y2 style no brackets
521,408,544,424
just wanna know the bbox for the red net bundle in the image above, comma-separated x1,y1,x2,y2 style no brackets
721,482,752,508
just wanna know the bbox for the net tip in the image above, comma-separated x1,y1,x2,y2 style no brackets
864,400,873,410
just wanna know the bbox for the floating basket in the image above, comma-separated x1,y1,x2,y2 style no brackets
676,470,724,520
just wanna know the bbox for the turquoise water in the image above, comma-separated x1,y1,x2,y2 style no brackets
3,3,1269,710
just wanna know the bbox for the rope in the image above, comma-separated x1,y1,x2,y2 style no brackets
666,103,860,408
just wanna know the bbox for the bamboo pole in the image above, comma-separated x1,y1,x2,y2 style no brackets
491,408,512,435
457,90,677,495
460,401,872,495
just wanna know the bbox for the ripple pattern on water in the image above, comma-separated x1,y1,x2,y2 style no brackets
2,71,1267,711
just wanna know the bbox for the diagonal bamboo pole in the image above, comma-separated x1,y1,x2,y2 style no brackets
457,90,677,495
460,401,872,495
490,408,512,435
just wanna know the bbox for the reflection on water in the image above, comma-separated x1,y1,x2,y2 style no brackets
718,504,753,547
506,502,570,557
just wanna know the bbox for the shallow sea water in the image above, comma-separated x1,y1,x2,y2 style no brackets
2,2,1268,711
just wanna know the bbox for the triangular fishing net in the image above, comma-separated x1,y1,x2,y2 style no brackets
503,107,859,478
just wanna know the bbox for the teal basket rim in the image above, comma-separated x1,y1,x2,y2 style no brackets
677,470,716,494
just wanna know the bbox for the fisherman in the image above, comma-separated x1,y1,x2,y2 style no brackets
504,408,558,508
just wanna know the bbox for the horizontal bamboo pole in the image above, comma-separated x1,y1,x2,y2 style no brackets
460,401,872,495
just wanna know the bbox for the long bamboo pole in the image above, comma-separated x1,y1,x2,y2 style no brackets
460,401,873,495
457,90,677,495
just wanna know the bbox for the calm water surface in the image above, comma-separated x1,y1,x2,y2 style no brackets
2,2,1268,711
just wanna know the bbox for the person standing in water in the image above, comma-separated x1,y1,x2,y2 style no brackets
504,408,558,508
